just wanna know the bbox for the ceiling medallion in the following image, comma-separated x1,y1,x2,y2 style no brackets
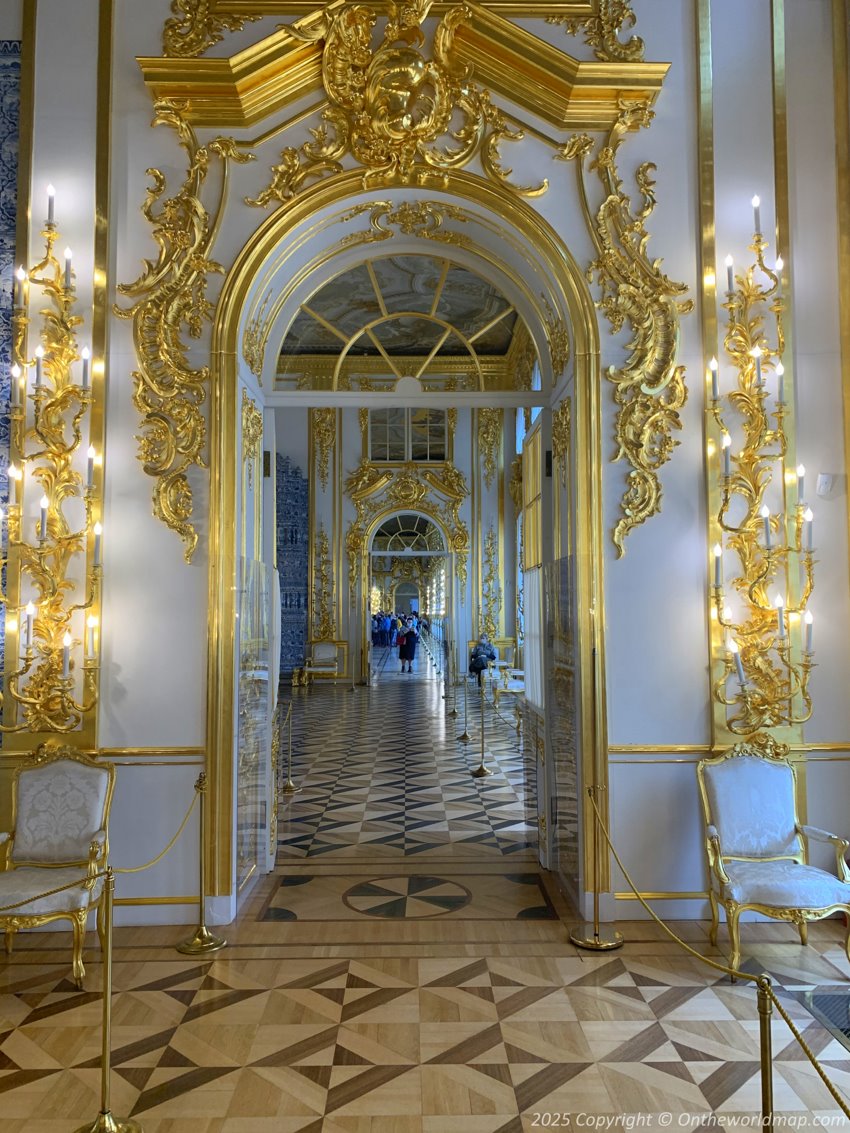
245,0,547,202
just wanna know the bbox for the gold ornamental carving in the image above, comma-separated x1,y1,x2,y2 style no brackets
312,524,336,640
508,454,523,512
558,102,692,556
543,299,570,378
552,398,571,487
241,390,263,488
162,0,261,58
477,408,502,490
115,99,255,562
339,200,472,248
546,0,644,63
311,407,336,490
246,0,546,198
480,524,501,639
242,289,272,381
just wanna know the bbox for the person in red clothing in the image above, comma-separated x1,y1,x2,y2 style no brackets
398,617,419,673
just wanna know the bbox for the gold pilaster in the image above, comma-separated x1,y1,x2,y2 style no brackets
834,0,850,620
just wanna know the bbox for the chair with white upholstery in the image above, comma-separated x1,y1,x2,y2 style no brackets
0,742,114,989
302,641,338,684
697,732,850,971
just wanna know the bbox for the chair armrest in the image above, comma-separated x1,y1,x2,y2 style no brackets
798,823,850,882
705,824,731,885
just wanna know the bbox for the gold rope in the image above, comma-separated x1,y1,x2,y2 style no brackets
0,868,108,913
114,787,199,874
588,790,850,1112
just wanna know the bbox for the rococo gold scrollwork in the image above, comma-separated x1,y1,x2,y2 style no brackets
477,408,502,490
241,390,263,488
546,0,645,64
311,407,337,491
339,200,471,248
480,524,501,640
242,289,272,381
552,398,571,487
558,102,692,556
162,0,262,59
115,99,255,562
245,0,546,202
312,524,336,641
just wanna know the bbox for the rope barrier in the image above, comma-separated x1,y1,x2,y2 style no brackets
587,789,850,1117
114,787,199,874
0,868,107,913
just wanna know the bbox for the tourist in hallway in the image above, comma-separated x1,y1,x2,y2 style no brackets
398,616,419,672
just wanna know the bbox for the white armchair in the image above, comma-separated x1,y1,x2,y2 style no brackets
697,733,850,971
0,742,114,989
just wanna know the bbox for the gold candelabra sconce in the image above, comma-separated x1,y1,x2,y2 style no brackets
3,184,103,737
709,195,813,737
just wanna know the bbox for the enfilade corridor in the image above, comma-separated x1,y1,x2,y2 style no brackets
1,656,849,1129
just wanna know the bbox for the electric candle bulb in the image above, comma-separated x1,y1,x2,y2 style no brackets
751,194,761,233
63,248,72,292
46,183,55,225
797,464,805,504
93,521,102,566
804,507,814,551
729,639,746,685
775,594,786,637
62,632,71,679
713,543,722,588
760,504,772,549
804,610,814,654
775,255,784,273
39,495,48,541
34,344,44,388
708,356,719,401
751,345,763,386
14,266,25,307
725,254,734,293
10,363,20,408
776,361,785,404
81,346,90,390
86,614,97,658
86,445,95,490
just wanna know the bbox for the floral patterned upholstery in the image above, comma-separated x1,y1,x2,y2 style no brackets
0,867,104,916
12,760,110,863
721,860,850,909
702,754,802,859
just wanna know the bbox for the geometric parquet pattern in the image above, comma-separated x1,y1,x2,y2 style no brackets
2,656,850,1128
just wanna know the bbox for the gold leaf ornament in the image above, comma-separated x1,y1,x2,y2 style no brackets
162,0,261,58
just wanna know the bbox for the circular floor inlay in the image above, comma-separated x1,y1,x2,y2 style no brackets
343,875,471,919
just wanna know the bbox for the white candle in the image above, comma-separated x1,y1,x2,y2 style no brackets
713,543,722,588
797,464,805,504
34,345,44,388
776,361,785,405
86,615,97,658
725,255,734,293
804,610,813,654
804,507,813,551
752,345,763,386
775,594,786,637
10,364,20,408
81,347,90,390
730,640,746,685
709,356,719,401
775,255,784,293
722,433,731,478
25,602,34,649
63,248,72,292
39,494,48,541
15,266,25,307
86,445,95,490
760,504,772,549
62,632,71,679
752,194,761,233
93,521,102,566
46,183,55,226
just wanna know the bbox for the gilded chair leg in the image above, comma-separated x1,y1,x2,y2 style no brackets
4,925,16,956
708,890,719,948
71,911,87,991
728,905,742,980
798,921,808,947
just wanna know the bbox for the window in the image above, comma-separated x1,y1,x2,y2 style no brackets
369,409,446,462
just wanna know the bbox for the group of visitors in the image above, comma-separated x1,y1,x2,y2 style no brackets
371,610,426,673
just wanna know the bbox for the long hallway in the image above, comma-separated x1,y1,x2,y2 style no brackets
2,660,850,1128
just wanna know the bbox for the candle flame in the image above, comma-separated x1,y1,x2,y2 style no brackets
63,632,71,647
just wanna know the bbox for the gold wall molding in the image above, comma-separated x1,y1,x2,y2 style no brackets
477,407,502,489
558,102,692,555
115,100,254,562
546,0,644,63
163,0,261,58
241,390,263,488
552,398,571,487
336,200,472,249
242,287,272,380
480,523,501,638
311,406,336,490
311,524,336,640
834,0,850,635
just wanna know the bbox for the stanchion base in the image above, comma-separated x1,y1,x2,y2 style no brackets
457,731,471,743
569,924,624,951
280,781,301,795
471,764,492,778
176,925,227,955
447,708,458,718
73,1111,144,1133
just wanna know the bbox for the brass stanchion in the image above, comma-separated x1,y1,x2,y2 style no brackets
757,975,775,1125
570,784,623,950
471,679,492,778
74,868,143,1133
176,772,226,955
457,670,471,742
279,705,300,795
446,645,458,717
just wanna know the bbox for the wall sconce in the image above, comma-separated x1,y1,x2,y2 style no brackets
2,185,103,734
708,201,813,735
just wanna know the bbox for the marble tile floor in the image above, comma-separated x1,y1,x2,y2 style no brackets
3,676,850,1128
